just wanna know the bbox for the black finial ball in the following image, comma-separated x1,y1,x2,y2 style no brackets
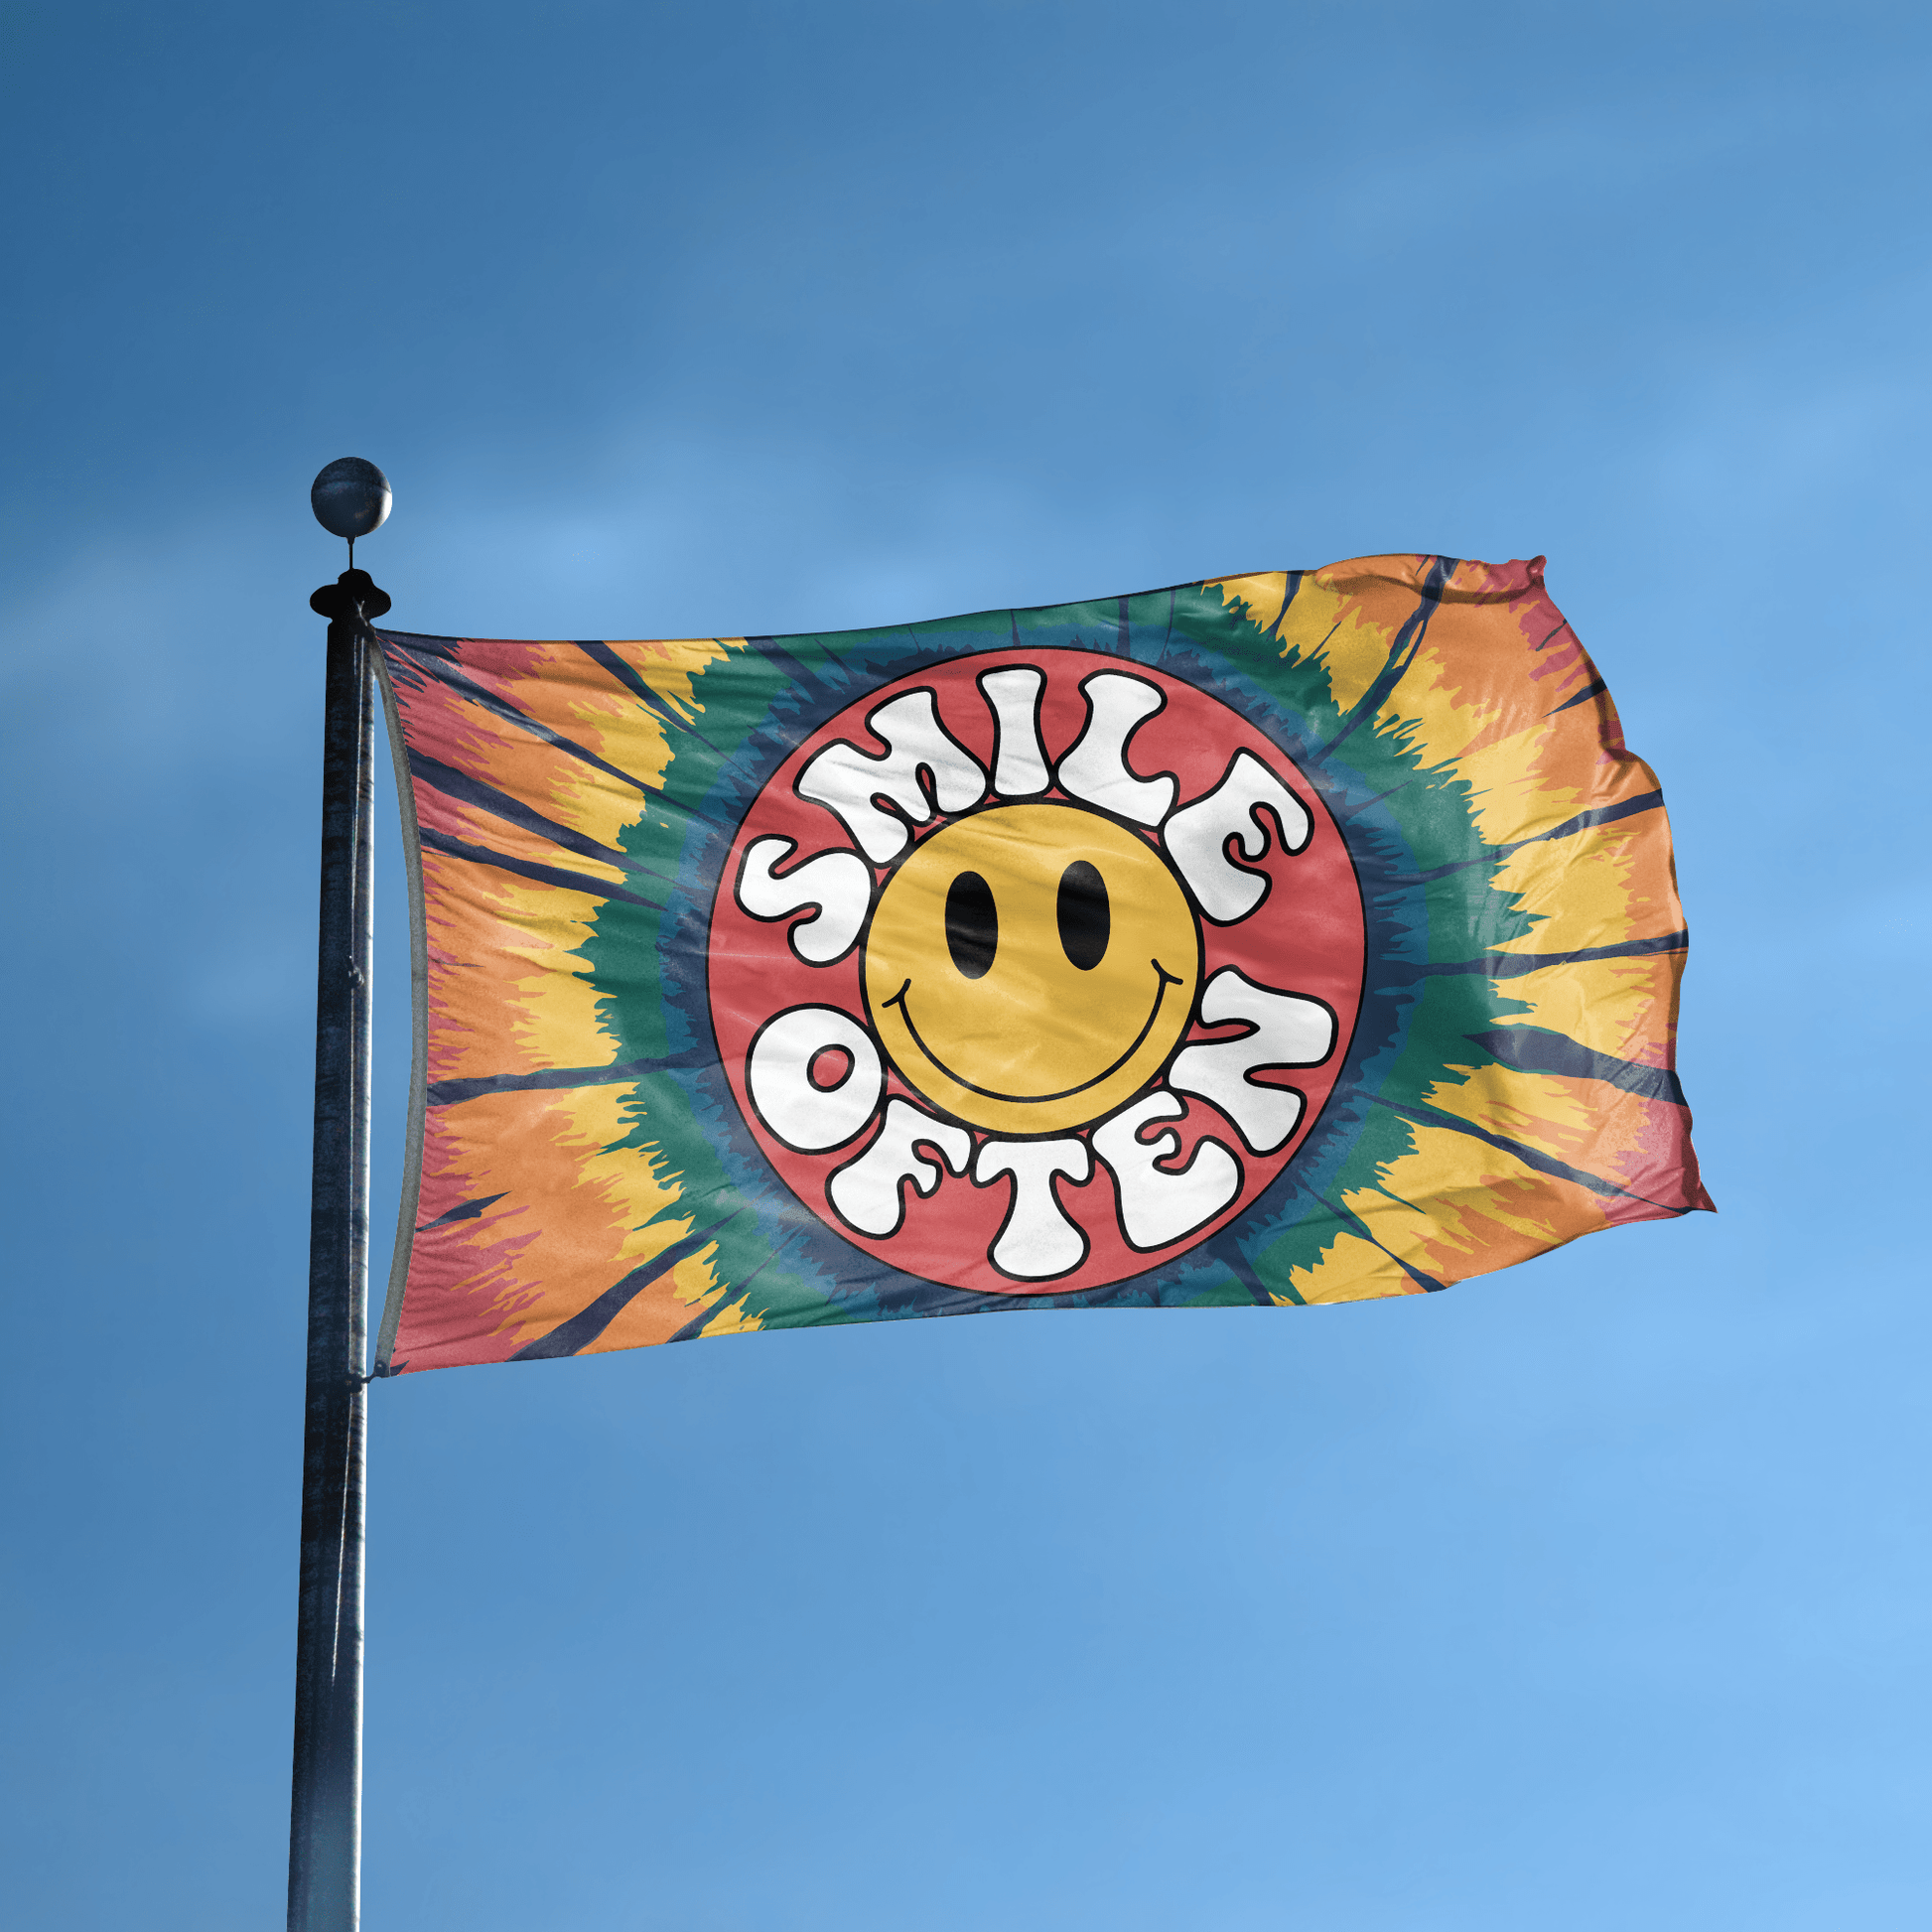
311,457,392,541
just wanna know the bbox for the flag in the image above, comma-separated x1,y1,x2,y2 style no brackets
370,556,1709,1375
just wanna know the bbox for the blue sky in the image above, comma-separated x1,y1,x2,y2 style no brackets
3,2,1929,1927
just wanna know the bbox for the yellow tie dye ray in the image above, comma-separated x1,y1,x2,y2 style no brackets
369,556,1709,1375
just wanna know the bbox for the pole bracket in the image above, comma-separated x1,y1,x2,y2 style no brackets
311,569,393,625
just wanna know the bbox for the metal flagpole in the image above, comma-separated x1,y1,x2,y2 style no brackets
291,461,392,1932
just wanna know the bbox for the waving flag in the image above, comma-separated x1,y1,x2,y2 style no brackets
370,556,1709,1375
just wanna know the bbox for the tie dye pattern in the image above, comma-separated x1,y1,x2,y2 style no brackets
370,555,1710,1375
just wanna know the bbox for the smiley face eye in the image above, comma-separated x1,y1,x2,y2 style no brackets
1056,860,1110,971
945,870,998,979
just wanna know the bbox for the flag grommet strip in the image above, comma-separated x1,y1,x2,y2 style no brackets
371,648,431,1378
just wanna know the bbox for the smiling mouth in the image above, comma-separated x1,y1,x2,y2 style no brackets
882,961,1184,1105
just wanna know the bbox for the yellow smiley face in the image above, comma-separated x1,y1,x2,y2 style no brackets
862,803,1201,1136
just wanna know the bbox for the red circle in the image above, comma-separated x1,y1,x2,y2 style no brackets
707,649,1365,1295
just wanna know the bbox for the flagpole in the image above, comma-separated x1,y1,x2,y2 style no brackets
292,462,392,1932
